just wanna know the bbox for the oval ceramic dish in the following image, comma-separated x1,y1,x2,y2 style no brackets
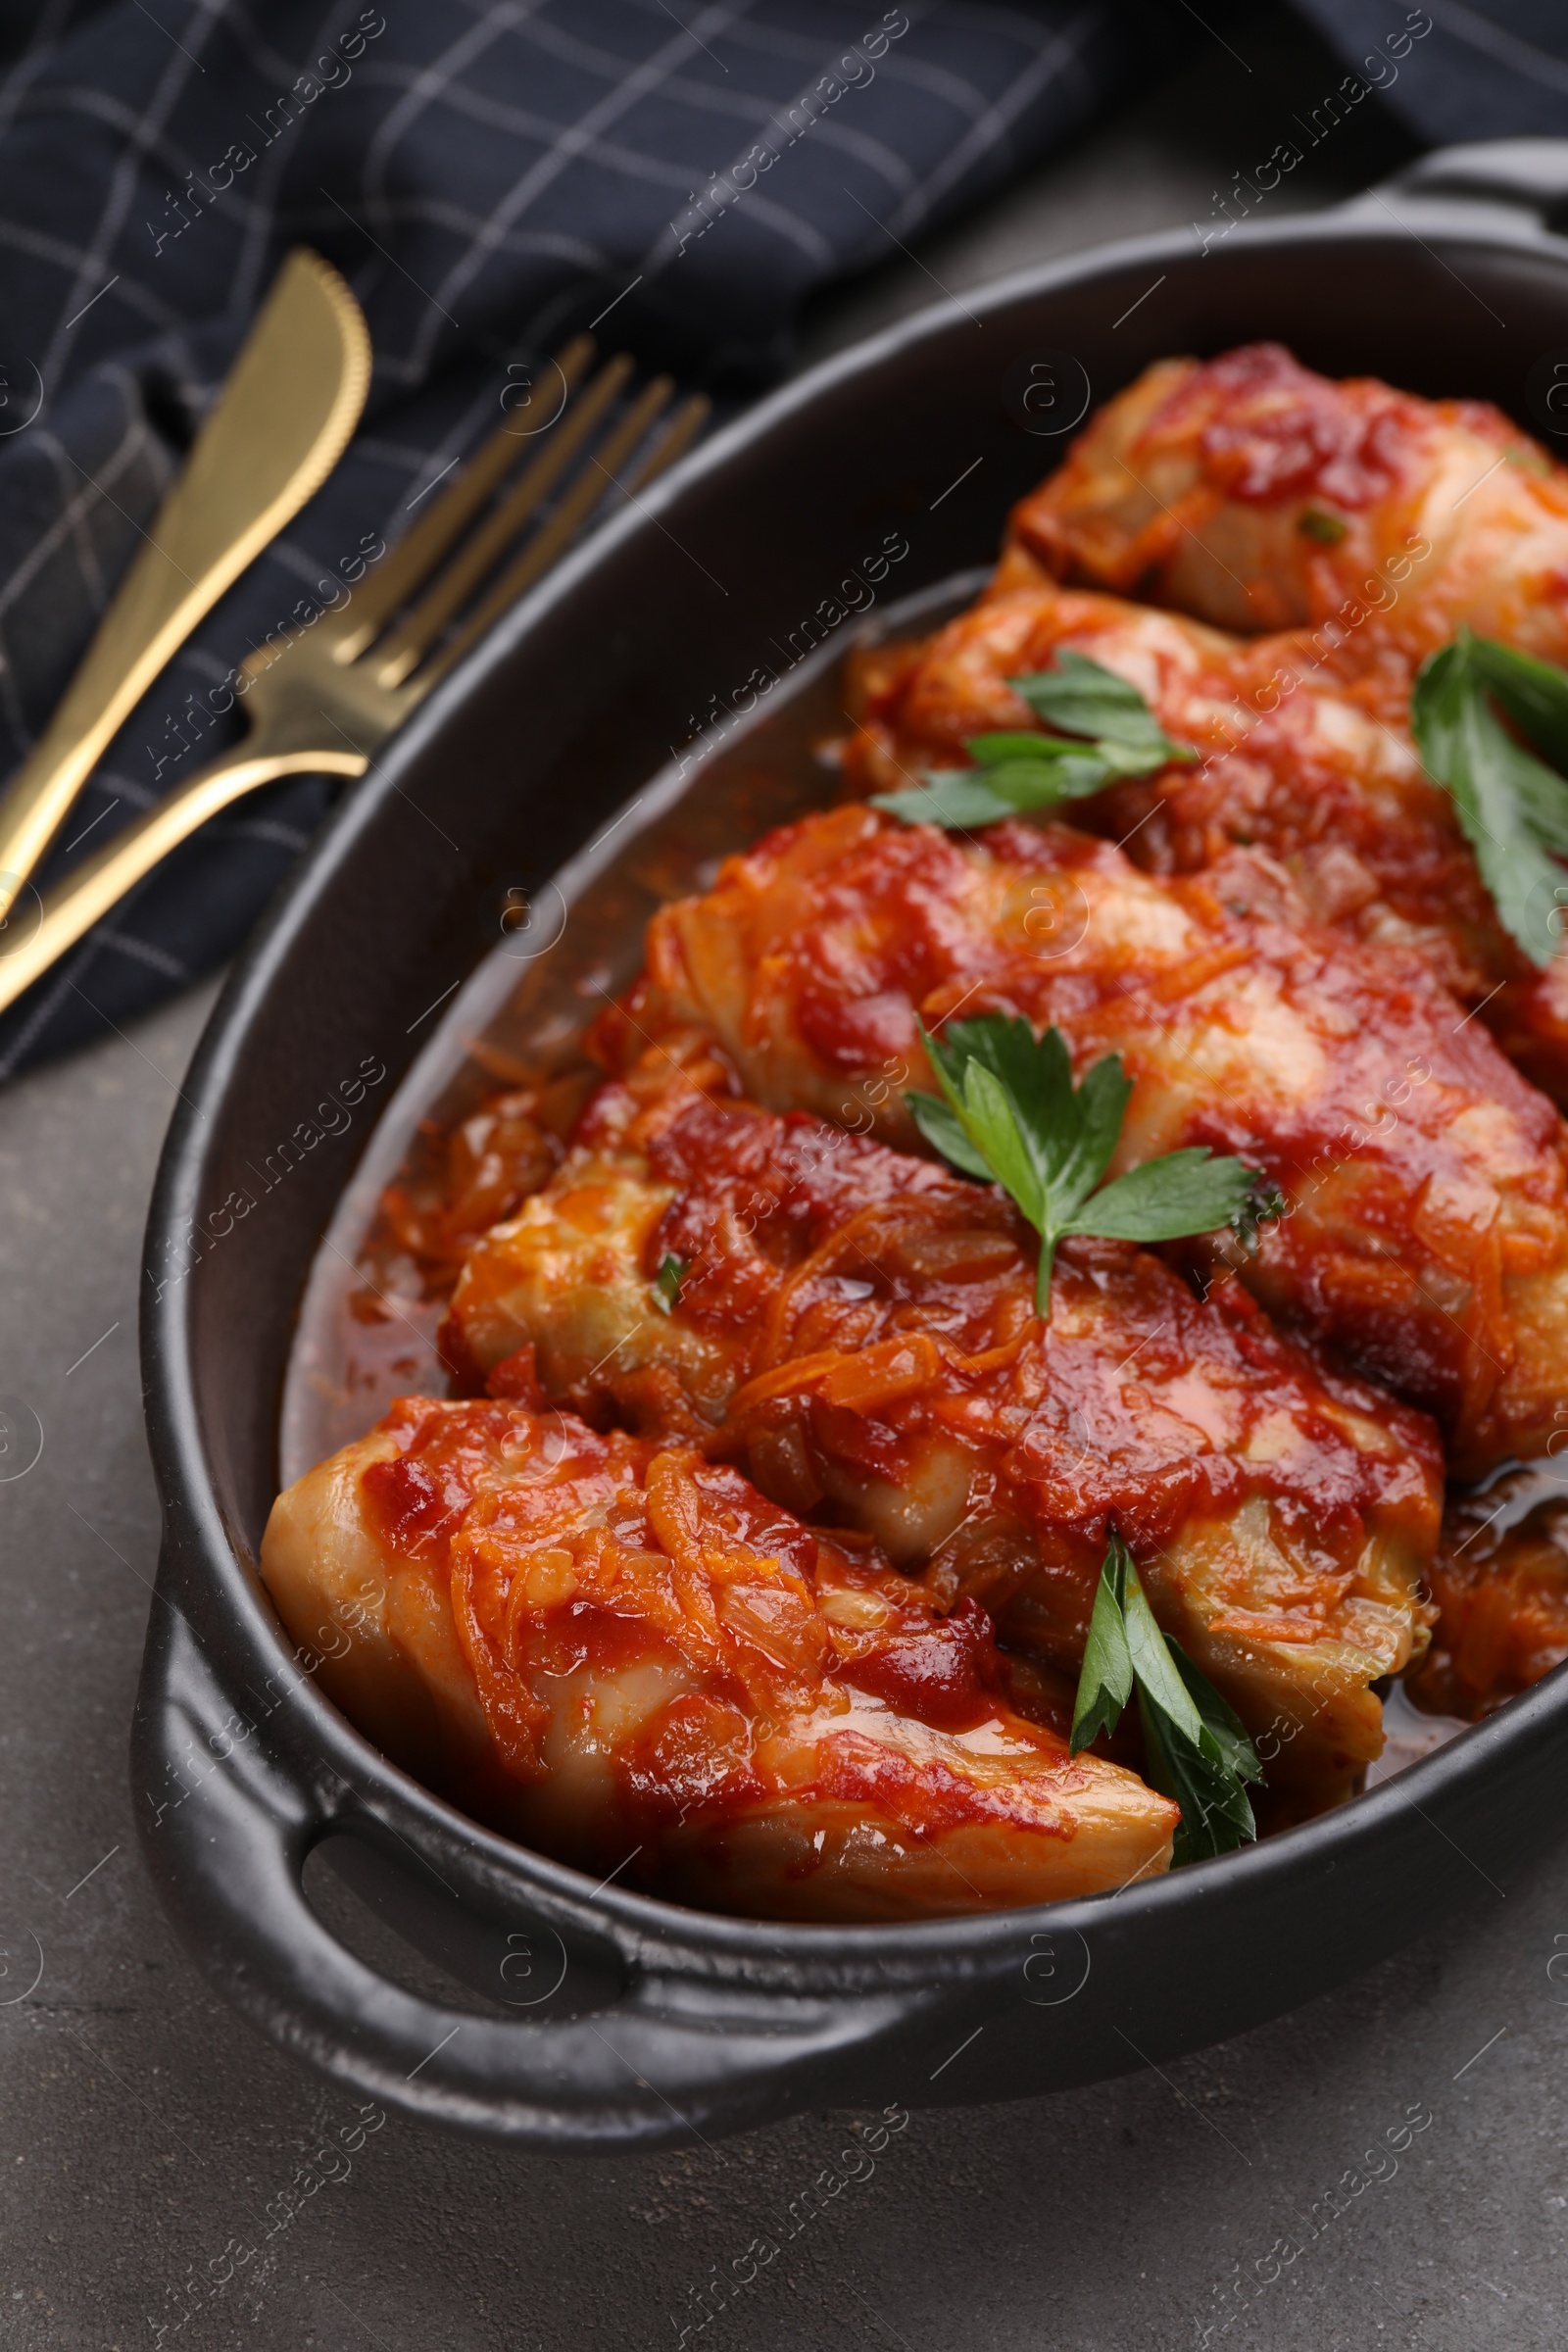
136,138,1568,2149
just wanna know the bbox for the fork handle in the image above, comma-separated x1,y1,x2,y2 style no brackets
0,745,366,1017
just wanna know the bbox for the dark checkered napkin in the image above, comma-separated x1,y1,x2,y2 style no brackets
1290,1,1568,143
0,0,1195,1075
0,0,1554,1076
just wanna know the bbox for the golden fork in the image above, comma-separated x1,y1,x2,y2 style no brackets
0,335,707,1016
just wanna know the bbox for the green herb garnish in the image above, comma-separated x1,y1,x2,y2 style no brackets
1462,632,1568,772
1070,1531,1262,1864
1298,508,1348,545
1412,630,1568,967
651,1252,688,1314
906,1012,1271,1311
871,651,1196,829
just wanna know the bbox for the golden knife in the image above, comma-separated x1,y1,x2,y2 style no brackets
0,247,369,920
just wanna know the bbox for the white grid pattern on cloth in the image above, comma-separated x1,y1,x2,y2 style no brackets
41,0,232,385
67,761,158,816
399,6,757,386
1289,0,1568,138
0,0,1176,1078
360,0,545,202
0,201,181,332
95,924,188,976
0,389,173,751
0,0,90,152
884,0,1107,238
1421,0,1568,90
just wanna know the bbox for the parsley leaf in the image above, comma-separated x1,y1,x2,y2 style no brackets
1008,650,1196,775
1466,633,1568,776
1068,1535,1135,1752
651,1252,688,1314
906,1011,1266,1311
1070,1532,1262,1865
1298,508,1348,545
1411,631,1568,967
871,651,1195,830
873,760,1102,832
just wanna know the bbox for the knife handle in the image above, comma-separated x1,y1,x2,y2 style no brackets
0,249,368,917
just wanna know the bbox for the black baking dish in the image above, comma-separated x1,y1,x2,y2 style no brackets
135,139,1568,2150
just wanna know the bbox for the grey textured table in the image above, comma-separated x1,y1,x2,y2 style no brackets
5,12,1566,2348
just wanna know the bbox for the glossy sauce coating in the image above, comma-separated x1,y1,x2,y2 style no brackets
276,345,1568,1892
445,1052,1443,1804
1410,1471,1568,1721
261,1397,1178,1917
841,579,1568,1106
625,803,1568,1476
1008,342,1568,664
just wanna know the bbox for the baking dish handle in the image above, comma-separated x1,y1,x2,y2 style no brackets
1353,137,1568,231
132,1592,925,2148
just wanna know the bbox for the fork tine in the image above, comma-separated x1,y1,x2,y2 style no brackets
622,389,710,495
418,390,710,693
334,332,598,661
369,352,640,687
406,373,674,691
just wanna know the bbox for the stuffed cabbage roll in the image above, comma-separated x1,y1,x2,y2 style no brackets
841,577,1568,1104
261,1397,1178,1918
1007,341,1568,665
616,804,1568,1476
